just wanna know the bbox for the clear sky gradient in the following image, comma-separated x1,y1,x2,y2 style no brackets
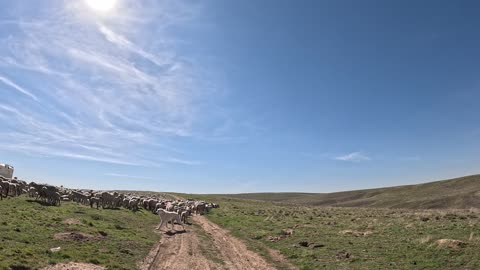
0,0,478,193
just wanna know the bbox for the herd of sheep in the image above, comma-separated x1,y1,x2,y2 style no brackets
0,176,29,200
0,176,219,230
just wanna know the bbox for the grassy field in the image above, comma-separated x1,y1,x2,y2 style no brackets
220,174,480,209
0,196,160,270
194,195,480,270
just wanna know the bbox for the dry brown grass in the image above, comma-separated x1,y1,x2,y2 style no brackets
435,239,467,249
339,230,373,237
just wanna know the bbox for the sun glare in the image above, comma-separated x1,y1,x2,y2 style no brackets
85,0,117,12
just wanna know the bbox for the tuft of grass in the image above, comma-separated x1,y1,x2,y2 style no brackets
0,196,161,270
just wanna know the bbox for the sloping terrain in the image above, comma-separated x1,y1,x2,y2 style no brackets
197,195,480,270
221,174,480,209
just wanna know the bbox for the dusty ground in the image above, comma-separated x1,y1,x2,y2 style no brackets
53,232,105,241
139,215,296,270
42,262,105,270
63,218,82,225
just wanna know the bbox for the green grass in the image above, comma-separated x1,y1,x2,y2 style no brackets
0,196,161,270
194,195,480,270
217,174,480,209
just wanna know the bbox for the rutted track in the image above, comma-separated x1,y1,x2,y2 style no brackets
140,215,296,270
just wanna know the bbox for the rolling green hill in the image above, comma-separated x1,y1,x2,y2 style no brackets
220,174,480,209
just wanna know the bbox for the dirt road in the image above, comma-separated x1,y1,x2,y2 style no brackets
139,215,296,270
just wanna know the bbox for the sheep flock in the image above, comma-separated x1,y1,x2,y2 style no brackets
0,175,218,230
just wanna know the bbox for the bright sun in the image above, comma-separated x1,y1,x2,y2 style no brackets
85,0,117,12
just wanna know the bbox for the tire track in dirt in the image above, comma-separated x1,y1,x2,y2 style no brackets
140,215,297,270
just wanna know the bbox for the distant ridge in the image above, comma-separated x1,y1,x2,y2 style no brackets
220,174,480,209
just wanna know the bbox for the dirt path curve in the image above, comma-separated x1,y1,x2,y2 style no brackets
139,215,296,270
139,220,220,270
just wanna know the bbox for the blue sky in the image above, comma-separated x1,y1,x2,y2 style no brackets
0,0,479,193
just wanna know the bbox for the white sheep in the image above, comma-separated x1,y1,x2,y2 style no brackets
28,186,36,197
8,183,18,197
180,210,190,224
89,197,101,209
128,198,139,211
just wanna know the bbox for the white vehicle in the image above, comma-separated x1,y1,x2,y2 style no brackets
0,164,14,178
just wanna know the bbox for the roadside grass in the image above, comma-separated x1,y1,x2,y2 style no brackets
194,195,480,270
0,196,160,270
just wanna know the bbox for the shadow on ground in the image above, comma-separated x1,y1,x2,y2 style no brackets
164,230,187,236
26,199,56,206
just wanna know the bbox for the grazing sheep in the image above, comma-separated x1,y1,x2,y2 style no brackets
71,191,89,205
122,197,130,208
30,182,57,203
194,202,206,215
28,186,36,197
143,199,150,210
101,192,116,208
156,209,185,231
89,197,101,209
41,186,61,205
0,181,9,197
128,198,140,211
149,199,159,212
180,210,190,224
51,192,61,206
154,202,165,213
113,193,124,208
8,183,18,197
166,202,175,212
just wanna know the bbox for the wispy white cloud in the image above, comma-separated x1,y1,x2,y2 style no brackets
0,1,214,167
98,24,172,68
335,152,371,162
161,157,201,165
105,173,155,180
0,75,39,101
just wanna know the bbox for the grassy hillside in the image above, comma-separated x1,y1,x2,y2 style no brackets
221,174,480,209
196,195,480,270
0,196,160,270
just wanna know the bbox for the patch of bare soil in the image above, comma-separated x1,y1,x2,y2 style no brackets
42,262,105,270
63,218,82,225
435,239,467,249
141,215,297,270
339,229,373,236
53,232,104,241
139,223,222,270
